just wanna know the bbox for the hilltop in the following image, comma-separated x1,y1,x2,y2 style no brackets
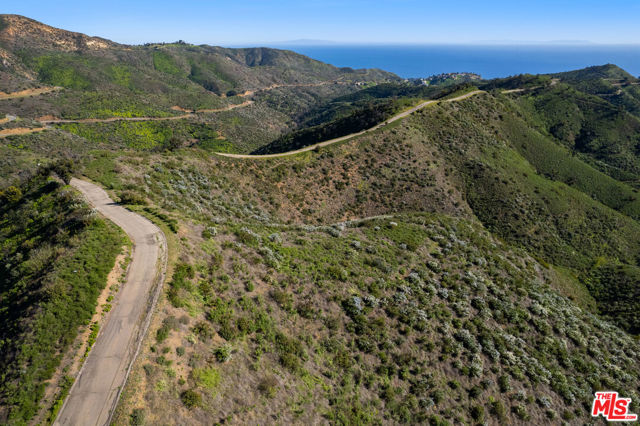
0,14,117,51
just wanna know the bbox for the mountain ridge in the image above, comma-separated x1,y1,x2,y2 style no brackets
0,14,118,51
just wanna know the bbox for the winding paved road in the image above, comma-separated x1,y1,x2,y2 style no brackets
216,90,485,159
55,179,167,426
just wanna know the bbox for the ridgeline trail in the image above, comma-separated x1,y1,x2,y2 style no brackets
0,78,353,125
231,78,350,97
215,90,486,159
54,179,167,426
38,100,254,124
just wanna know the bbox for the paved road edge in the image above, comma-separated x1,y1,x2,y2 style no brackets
53,179,168,426
106,213,168,425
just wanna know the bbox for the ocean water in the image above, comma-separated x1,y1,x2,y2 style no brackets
276,45,640,79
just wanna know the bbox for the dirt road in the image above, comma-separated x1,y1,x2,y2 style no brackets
234,79,348,97
0,86,61,100
55,179,167,426
39,100,253,124
0,126,48,137
217,90,485,159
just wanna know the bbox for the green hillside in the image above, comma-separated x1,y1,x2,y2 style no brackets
514,83,640,186
253,83,474,155
552,64,640,118
0,169,125,423
0,14,397,153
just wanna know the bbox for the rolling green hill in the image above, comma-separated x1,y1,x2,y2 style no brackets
552,64,640,118
512,81,640,187
0,14,397,153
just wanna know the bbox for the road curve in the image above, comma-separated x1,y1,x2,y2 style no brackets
55,179,167,426
0,114,17,124
216,90,485,159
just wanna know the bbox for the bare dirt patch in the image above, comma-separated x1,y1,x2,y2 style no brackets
0,126,47,137
0,86,61,99
171,105,193,113
195,100,253,113
35,114,58,121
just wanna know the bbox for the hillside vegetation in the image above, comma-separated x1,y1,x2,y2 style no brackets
0,14,397,153
253,98,409,154
90,87,640,423
0,169,125,423
551,64,640,118
113,210,640,425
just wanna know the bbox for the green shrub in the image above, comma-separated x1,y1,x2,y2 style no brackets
512,404,530,421
202,226,217,239
257,375,278,398
143,207,179,233
34,54,91,89
253,99,403,155
192,321,214,341
0,173,124,422
181,389,202,409
279,352,301,372
489,398,507,421
47,375,74,423
152,51,183,76
156,326,169,343
214,345,232,363
470,405,484,422
0,185,23,203
143,364,154,376
497,375,510,393
167,264,195,307
192,366,220,390
130,408,145,426
217,319,238,341
271,289,294,312
156,316,179,343
119,190,147,205
49,159,76,184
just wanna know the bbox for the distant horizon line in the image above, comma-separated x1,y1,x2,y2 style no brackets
227,40,640,48
237,39,640,46
140,40,640,49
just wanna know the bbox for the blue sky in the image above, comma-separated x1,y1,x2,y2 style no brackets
4,0,640,46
